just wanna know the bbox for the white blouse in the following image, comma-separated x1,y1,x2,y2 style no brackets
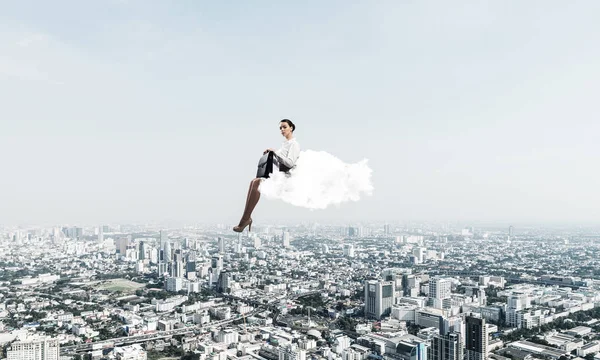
275,138,300,169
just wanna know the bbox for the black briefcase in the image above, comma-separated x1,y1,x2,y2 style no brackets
257,151,291,178
257,151,276,178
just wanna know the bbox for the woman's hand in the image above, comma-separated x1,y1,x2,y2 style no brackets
263,148,275,154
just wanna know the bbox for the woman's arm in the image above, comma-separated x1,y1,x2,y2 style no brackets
274,142,300,168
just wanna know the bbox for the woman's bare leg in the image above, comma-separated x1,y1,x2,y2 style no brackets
234,178,261,231
240,178,261,221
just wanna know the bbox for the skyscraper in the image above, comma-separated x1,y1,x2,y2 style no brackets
283,231,290,248
186,252,197,280
218,237,225,253
429,278,452,309
430,333,462,360
138,241,145,260
465,314,488,360
364,280,395,319
343,244,355,257
348,227,356,237
163,241,172,263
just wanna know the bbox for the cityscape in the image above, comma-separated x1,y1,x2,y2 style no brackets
3,2,599,360
2,223,600,360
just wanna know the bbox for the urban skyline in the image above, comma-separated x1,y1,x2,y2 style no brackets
2,222,600,360
2,1,600,360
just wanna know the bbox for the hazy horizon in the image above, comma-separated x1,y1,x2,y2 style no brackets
1,1,599,226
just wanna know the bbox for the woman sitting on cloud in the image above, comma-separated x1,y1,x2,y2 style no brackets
233,118,373,233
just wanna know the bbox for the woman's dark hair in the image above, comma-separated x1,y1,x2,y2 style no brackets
280,119,296,132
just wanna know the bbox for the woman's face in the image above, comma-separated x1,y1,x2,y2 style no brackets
279,122,293,138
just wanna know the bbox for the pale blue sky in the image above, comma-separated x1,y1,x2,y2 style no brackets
1,1,599,226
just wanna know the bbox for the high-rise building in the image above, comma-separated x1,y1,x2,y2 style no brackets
429,278,452,309
115,237,129,255
343,244,355,258
396,339,428,360
163,241,172,263
465,314,488,360
508,226,514,237
218,237,225,253
413,247,426,263
75,227,83,240
358,226,364,237
7,335,59,360
348,227,356,237
138,241,146,260
212,255,223,271
157,232,169,276
403,274,420,297
97,226,104,243
283,232,291,248
186,252,197,280
170,260,185,278
364,280,395,319
429,333,462,360
218,271,232,293
279,344,306,360
384,224,391,235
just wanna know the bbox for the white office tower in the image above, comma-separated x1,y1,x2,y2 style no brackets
170,261,185,278
333,335,352,354
507,294,529,310
384,224,391,235
234,233,243,253
254,237,261,249
364,280,395,319
357,226,364,237
212,255,224,271
166,277,183,292
506,293,530,327
163,241,172,263
322,244,330,254
283,231,291,248
429,278,452,309
343,244,355,258
216,329,239,345
150,248,158,264
218,237,225,253
98,226,104,243
279,344,306,360
7,335,59,360
413,247,426,263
